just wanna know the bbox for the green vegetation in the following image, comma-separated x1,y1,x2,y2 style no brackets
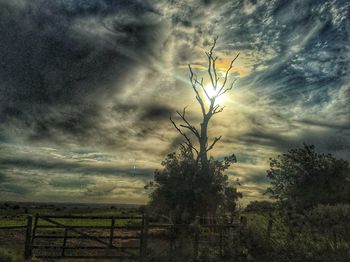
237,144,350,261
240,206,350,262
147,146,241,223
266,143,350,210
0,203,141,228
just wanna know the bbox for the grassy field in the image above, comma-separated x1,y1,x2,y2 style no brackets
0,202,144,261
0,202,142,227
2,202,350,261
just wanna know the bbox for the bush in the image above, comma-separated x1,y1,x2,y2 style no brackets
147,147,241,223
240,207,350,262
307,204,350,243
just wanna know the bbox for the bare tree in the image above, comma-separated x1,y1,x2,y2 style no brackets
170,37,239,173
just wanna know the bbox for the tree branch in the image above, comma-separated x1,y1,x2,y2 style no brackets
206,36,219,90
189,64,206,116
218,53,240,95
176,107,200,138
206,136,222,152
219,79,237,97
213,105,225,115
170,115,199,155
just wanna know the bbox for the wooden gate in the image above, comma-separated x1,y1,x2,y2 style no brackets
25,214,148,260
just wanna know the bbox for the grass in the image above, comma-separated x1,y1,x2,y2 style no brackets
2,204,350,261
0,247,41,262
0,206,142,228
0,204,143,261
0,247,137,262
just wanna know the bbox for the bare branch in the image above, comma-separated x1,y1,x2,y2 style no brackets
218,52,240,95
170,115,199,155
213,105,225,115
176,107,200,138
219,79,237,96
206,52,215,90
189,64,206,116
209,36,218,54
206,136,222,152
212,56,218,89
179,37,237,168
206,37,219,90
192,73,211,101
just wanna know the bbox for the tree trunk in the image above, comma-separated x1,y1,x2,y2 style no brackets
200,119,209,173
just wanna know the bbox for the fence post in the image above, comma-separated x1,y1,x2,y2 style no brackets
140,212,149,258
109,218,115,247
24,215,33,260
169,225,175,261
193,216,200,261
61,228,68,257
219,225,223,258
267,213,273,239
144,214,149,256
139,213,144,257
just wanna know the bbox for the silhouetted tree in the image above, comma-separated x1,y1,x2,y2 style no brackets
170,37,239,174
147,38,241,222
265,144,350,210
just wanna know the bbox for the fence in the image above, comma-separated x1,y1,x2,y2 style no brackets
0,213,246,260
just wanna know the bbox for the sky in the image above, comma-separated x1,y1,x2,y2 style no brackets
0,0,349,205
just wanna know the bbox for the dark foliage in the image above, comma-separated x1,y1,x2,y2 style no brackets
265,143,350,210
147,146,242,223
245,200,276,213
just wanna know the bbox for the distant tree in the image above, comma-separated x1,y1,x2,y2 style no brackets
265,144,350,210
147,38,241,222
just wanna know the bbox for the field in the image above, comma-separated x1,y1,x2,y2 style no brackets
1,202,350,262
0,202,143,261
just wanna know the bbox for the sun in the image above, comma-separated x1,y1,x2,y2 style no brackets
204,83,227,106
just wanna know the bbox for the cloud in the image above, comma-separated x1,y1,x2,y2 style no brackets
0,0,162,145
140,104,173,121
0,0,349,204
0,155,154,179
48,176,94,189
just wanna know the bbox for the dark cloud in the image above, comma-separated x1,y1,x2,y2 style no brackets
239,126,350,160
0,0,161,143
140,104,172,121
0,183,31,195
0,156,153,179
0,172,8,183
48,176,93,189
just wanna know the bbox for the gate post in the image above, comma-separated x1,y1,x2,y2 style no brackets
24,215,33,260
140,212,149,258
109,218,115,247
61,228,68,257
193,216,200,261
